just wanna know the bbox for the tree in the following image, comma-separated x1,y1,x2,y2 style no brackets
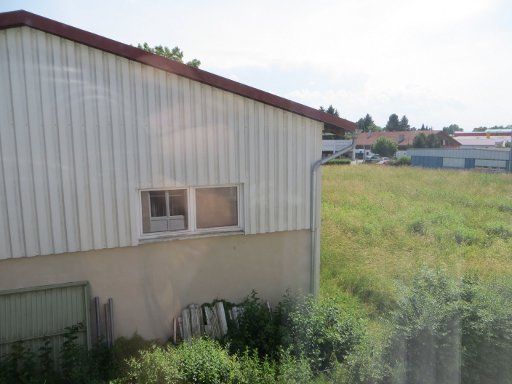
413,133,442,148
385,114,401,131
442,124,463,135
413,133,427,148
399,115,410,131
372,137,398,157
425,134,442,148
356,113,382,132
319,105,340,117
138,42,201,68
357,114,371,132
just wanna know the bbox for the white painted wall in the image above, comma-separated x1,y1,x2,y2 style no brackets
0,26,322,259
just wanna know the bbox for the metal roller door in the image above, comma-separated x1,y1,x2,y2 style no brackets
0,282,90,360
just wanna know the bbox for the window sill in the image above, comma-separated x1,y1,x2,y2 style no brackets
138,228,245,245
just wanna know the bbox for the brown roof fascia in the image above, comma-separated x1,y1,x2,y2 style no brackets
0,10,356,132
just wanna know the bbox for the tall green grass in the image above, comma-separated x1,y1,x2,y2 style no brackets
321,165,512,314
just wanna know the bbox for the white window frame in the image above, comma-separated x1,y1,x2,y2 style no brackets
138,184,243,241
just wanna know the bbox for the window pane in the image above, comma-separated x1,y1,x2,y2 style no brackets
141,190,188,233
168,190,188,231
196,187,238,229
149,191,166,217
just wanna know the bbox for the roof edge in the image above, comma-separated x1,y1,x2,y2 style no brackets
0,10,356,131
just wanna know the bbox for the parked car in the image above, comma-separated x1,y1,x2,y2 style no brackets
366,155,382,163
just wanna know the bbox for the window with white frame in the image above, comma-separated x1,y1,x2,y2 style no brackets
141,186,240,236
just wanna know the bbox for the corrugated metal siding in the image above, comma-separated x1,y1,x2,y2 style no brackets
0,282,90,358
475,159,507,168
411,156,443,168
442,157,465,168
465,158,475,169
0,27,322,259
408,148,510,161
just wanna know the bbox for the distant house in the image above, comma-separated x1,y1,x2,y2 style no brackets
0,10,356,347
453,131,511,149
355,130,459,158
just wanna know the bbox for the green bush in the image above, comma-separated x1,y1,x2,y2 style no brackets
390,156,411,166
121,339,319,384
372,137,397,157
236,350,277,384
342,269,512,384
276,349,313,384
225,293,363,374
284,296,363,372
112,333,154,377
225,292,286,359
123,339,238,384
0,323,113,384
326,158,351,165
460,276,512,384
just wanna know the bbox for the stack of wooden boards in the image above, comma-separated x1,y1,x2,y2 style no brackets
172,301,243,343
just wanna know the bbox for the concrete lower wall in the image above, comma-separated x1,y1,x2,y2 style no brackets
0,230,311,341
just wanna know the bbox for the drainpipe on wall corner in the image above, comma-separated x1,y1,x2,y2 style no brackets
309,142,355,297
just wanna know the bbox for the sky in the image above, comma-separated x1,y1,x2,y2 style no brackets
1,0,512,130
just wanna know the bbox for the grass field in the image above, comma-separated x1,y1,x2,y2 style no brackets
320,165,512,315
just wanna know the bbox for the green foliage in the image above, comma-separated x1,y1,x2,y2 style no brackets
442,124,463,135
276,349,314,384
0,323,114,384
236,350,277,384
121,345,181,384
398,116,410,131
412,132,442,148
485,222,512,239
385,114,400,131
357,114,381,132
225,292,286,359
284,297,363,372
337,269,512,384
121,338,317,384
326,158,351,165
473,125,512,132
225,293,362,374
319,105,340,117
460,277,512,384
372,137,398,157
124,338,238,384
389,156,411,166
137,42,201,67
173,338,238,384
384,114,410,131
112,333,154,377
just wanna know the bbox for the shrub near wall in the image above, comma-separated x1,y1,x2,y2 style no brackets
225,293,363,373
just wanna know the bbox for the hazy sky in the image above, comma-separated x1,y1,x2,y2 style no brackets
2,0,511,130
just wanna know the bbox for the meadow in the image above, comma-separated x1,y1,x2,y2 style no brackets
321,165,512,314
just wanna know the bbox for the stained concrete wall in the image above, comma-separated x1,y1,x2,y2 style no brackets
0,230,310,341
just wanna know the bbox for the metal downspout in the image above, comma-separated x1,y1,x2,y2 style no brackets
310,143,354,296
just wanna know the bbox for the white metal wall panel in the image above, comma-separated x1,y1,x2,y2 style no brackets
408,148,509,161
475,159,507,168
0,27,323,259
442,157,465,168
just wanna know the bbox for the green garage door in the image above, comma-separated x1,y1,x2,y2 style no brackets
0,282,90,360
